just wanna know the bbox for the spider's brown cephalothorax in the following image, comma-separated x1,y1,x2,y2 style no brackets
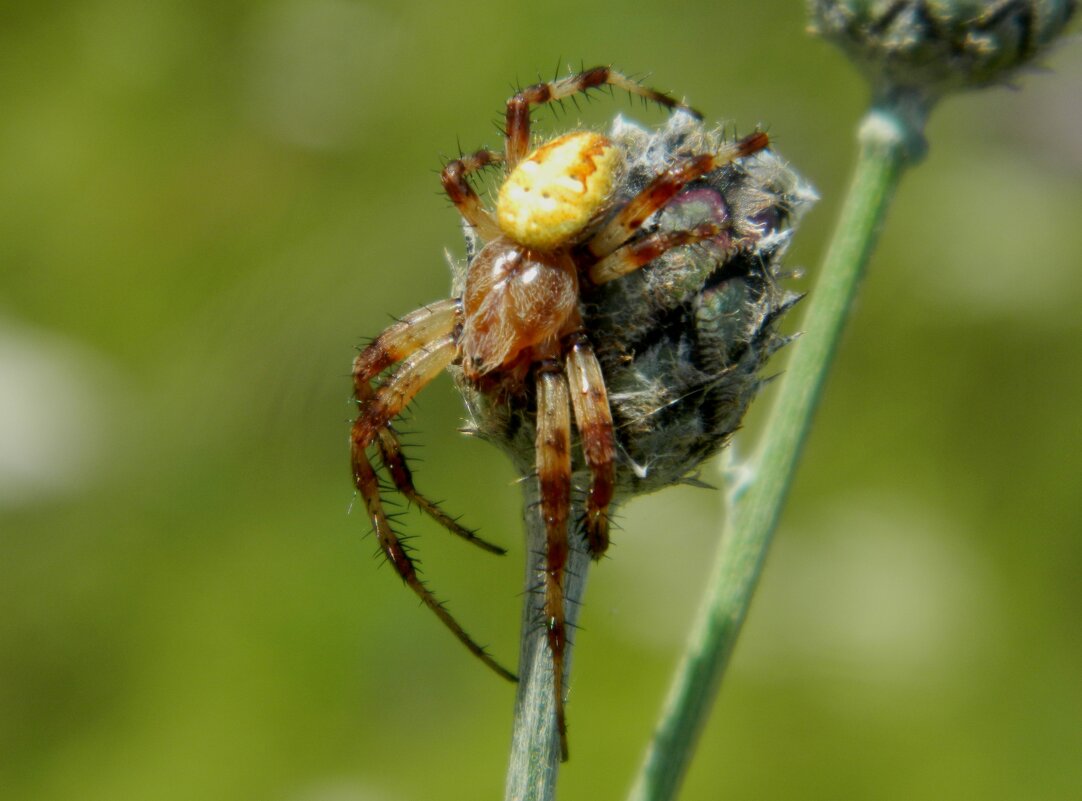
351,66,813,762
459,240,578,379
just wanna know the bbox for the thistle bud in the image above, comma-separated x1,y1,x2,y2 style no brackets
808,0,1077,100
452,112,815,496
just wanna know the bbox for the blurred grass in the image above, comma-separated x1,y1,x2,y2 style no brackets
1,1,1079,800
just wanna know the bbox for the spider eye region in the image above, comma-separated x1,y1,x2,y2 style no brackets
497,131,618,250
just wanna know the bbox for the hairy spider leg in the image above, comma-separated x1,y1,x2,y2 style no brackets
352,331,516,682
589,223,723,286
504,66,700,167
534,360,574,761
353,300,504,554
440,149,504,241
586,130,771,260
374,427,506,554
353,299,461,385
565,334,615,558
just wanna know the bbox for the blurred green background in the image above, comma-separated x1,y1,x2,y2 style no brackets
2,1,1080,799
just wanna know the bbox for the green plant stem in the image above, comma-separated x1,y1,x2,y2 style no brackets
505,481,592,801
627,102,925,801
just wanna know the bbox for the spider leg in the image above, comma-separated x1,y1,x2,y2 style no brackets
353,300,504,553
585,131,770,259
353,299,461,385
352,333,517,682
565,334,615,557
375,429,506,554
588,223,722,286
534,359,573,761
505,66,700,167
441,149,504,241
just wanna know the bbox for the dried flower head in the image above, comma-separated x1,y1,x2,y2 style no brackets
453,111,816,497
808,0,1077,99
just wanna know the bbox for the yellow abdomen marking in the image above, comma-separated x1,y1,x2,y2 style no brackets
496,132,618,250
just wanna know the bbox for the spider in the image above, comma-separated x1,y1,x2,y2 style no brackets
350,67,769,760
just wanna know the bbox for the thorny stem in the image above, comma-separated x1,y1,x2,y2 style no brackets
627,98,927,801
505,480,592,801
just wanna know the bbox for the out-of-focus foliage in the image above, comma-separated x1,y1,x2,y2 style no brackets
1,2,1078,800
